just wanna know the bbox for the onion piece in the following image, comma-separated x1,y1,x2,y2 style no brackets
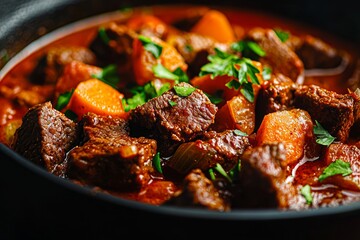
166,141,218,175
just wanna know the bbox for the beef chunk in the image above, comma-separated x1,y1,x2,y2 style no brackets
164,169,230,211
167,130,250,174
235,143,298,209
67,113,157,190
31,46,96,84
350,89,360,136
322,143,360,191
291,35,343,69
294,85,355,141
67,137,156,190
11,101,78,176
79,112,130,142
255,73,296,129
89,22,136,70
246,28,304,83
129,82,217,156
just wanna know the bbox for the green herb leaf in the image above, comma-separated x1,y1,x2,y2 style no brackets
91,64,120,89
205,92,223,104
172,67,189,83
185,44,193,52
55,89,74,111
231,40,266,58
200,48,260,103
122,81,171,112
313,120,336,146
262,66,272,80
153,64,179,81
209,168,216,181
247,41,266,57
64,109,78,121
300,185,313,205
173,85,196,97
274,28,290,42
229,160,241,181
214,163,232,182
168,100,177,107
318,159,352,182
138,35,163,59
240,81,255,103
153,152,163,174
98,27,110,45
233,129,248,136
225,79,241,90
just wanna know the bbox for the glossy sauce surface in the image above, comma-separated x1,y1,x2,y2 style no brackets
1,5,359,206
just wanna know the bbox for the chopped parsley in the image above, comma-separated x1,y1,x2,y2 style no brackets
209,168,216,181
168,100,177,107
274,28,290,42
199,48,261,103
313,120,336,146
205,92,223,105
138,35,163,59
122,81,171,112
91,64,120,89
152,64,189,83
214,163,232,182
231,40,266,59
318,159,352,182
173,85,196,97
229,160,241,181
300,185,313,205
262,66,272,80
98,27,110,45
233,129,248,136
55,89,74,111
152,152,163,174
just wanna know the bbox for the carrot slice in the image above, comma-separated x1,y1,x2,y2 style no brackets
256,109,314,166
54,61,101,99
190,75,233,96
132,36,187,86
67,78,126,119
190,10,235,43
213,94,255,135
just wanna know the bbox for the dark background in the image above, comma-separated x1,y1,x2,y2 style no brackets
0,0,359,239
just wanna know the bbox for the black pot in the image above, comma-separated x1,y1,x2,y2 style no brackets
1,0,359,238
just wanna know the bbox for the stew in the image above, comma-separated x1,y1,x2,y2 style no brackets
1,5,359,211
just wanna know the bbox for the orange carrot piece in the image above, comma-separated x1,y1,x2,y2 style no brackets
127,14,168,34
256,109,314,166
132,36,187,86
213,94,255,135
190,75,233,95
55,61,101,98
67,78,126,119
190,10,235,43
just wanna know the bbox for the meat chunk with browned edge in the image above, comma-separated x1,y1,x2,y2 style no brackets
287,34,344,69
234,143,298,209
255,73,296,129
164,169,230,211
166,130,250,174
89,23,136,71
11,101,78,177
30,46,96,84
129,82,217,156
294,84,355,141
246,28,304,83
67,113,157,190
